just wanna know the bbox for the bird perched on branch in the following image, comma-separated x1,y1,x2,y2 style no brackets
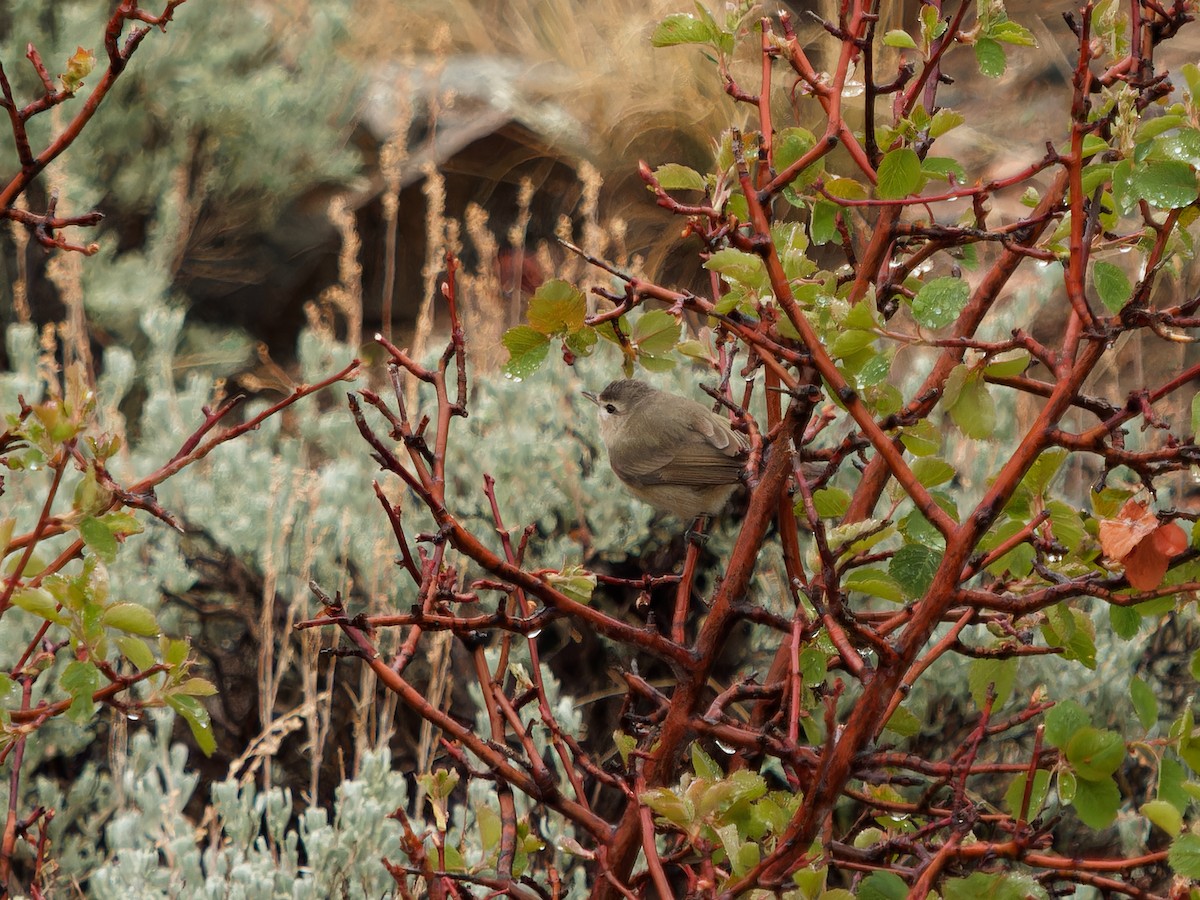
583,379,748,520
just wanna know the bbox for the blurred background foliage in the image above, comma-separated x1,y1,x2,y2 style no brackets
1,0,1199,894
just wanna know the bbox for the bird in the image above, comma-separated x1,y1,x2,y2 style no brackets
583,379,748,520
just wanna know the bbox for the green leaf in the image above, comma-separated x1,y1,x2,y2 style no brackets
167,694,216,756
889,543,939,598
929,109,965,138
1071,775,1119,829
177,677,218,697
774,127,822,188
654,163,706,191
631,310,681,355
1130,675,1158,730
115,636,157,672
502,326,550,379
546,565,597,604
975,37,1007,77
1045,699,1092,748
876,147,921,199
1004,769,1050,818
60,660,100,724
1109,603,1141,640
651,13,714,47
1192,392,1200,438
946,370,996,439
692,743,722,780
1067,727,1126,781
1156,127,1200,166
1092,260,1132,313
943,872,1048,900
80,516,119,564
1057,768,1077,803
884,704,921,738
922,156,966,182
883,29,917,49
100,601,160,636
991,19,1036,46
705,248,769,291
968,657,1018,711
911,276,970,329
526,280,586,334
1142,799,1183,837
1130,158,1199,209
810,200,838,245
858,871,909,900
11,587,69,626
1170,833,1200,878
843,569,904,603
899,420,941,456
642,787,693,826
812,487,851,518
911,457,955,488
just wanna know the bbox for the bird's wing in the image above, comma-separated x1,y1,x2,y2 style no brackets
611,412,746,487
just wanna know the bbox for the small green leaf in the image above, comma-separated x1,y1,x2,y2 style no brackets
1169,833,1200,878
1192,392,1200,438
858,871,909,900
1045,698,1092,748
946,369,996,439
651,13,714,47
929,109,965,138
115,636,156,672
1071,775,1119,829
812,487,851,518
653,163,706,191
167,694,215,756
80,516,118,564
546,565,597,604
630,310,681,355
705,248,769,291
1109,603,1141,640
60,660,100,724
843,569,904,603
692,743,722,780
1142,799,1183,837
911,457,955,488
613,731,637,766
1057,768,1077,803
810,200,838,244
1004,769,1050,818
899,420,940,456
943,872,1048,900
1130,676,1158,730
11,587,69,626
1067,727,1126,781
502,326,550,379
876,147,921,200
889,543,939,598
968,657,1018,711
884,704,921,738
991,19,1036,46
177,677,218,697
975,37,1007,77
101,601,160,636
526,280,586,335
1092,260,1132,313
773,127,822,188
911,276,970,329
883,29,917,49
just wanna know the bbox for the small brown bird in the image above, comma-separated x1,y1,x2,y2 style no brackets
583,379,748,519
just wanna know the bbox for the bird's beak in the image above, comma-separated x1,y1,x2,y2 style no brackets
582,390,599,405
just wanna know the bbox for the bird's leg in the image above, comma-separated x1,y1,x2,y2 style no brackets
673,515,709,643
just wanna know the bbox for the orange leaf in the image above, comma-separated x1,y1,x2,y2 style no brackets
1122,536,1170,591
1098,499,1158,561
1151,521,1188,557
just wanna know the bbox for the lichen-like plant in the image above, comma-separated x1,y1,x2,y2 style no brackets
309,2,1200,897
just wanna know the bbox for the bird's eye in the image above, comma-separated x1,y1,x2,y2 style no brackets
605,403,617,414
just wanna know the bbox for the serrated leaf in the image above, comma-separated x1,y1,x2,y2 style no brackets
691,743,722,780
1130,158,1199,209
502,326,550,379
651,13,713,47
60,660,100,724
101,601,160,636
631,310,681,355
1109,603,1141,640
811,487,851,518
1071,775,1119,829
975,37,1007,77
929,109,964,138
704,248,769,291
823,177,868,200
177,677,218,697
641,787,693,826
546,565,597,604
911,457,955,488
889,543,939,598
526,280,586,335
1169,832,1200,877
947,371,996,439
774,127,822,188
899,420,941,456
843,569,904,603
911,276,970,329
876,147,921,200
810,200,838,244
922,156,966,183
80,516,118,563
1092,260,1132,313
968,657,1018,711
991,19,1036,46
654,163,706,191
